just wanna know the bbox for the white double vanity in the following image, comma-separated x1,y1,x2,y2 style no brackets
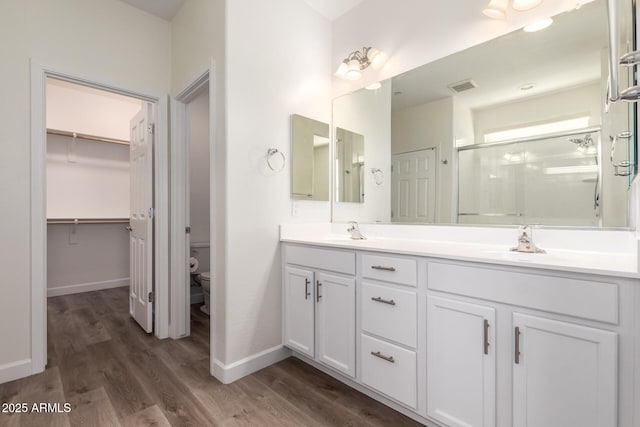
280,223,640,427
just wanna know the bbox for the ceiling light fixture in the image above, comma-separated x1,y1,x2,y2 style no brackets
335,47,385,80
512,0,543,11
365,82,382,90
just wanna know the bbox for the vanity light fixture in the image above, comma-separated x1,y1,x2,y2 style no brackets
483,0,543,19
335,47,385,80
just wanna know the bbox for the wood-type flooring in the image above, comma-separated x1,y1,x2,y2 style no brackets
0,287,422,426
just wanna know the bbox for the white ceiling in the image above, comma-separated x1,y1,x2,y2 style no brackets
391,0,607,112
302,0,365,21
120,0,361,22
119,0,186,21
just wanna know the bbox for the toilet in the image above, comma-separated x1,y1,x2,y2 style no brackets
199,271,211,316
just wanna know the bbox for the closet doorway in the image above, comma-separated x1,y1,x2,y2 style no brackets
45,78,154,330
30,64,170,374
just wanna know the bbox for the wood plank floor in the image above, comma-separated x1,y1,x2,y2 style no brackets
0,287,422,426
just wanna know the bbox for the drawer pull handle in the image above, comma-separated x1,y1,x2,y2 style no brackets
371,265,396,272
304,278,311,300
316,280,322,302
514,326,521,364
371,351,395,363
483,319,490,355
371,296,396,306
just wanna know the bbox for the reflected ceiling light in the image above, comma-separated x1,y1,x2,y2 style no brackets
335,47,386,80
365,82,382,90
524,17,553,32
512,0,543,11
483,0,508,19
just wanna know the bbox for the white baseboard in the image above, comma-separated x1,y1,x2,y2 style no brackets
47,278,129,297
212,345,291,384
0,359,33,384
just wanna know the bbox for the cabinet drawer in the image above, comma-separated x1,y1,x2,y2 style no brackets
361,334,417,409
361,254,417,287
428,262,618,324
362,283,417,348
285,244,355,275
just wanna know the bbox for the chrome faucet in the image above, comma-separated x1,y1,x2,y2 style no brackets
511,225,545,253
347,221,366,240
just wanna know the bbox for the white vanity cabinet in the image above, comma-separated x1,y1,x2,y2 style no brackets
427,261,621,427
359,253,421,409
426,296,496,427
283,244,356,377
512,313,617,427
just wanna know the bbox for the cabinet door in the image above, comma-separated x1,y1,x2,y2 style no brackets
316,272,356,377
283,266,315,357
513,313,617,427
427,296,496,427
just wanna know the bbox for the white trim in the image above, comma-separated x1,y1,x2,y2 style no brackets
213,345,291,384
0,359,33,384
47,278,128,297
29,60,171,382
170,63,215,343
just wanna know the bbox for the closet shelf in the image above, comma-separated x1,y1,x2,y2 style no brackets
47,218,130,225
47,128,129,146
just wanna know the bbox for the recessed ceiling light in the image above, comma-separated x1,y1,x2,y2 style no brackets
365,82,382,90
524,18,553,32
519,83,536,91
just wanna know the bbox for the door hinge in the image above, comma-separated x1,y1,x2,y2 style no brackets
148,292,154,303
148,207,155,218
148,124,155,135
186,226,191,234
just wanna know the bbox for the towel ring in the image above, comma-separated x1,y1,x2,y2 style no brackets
370,168,384,185
267,148,286,172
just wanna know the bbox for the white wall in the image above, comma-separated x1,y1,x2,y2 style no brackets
47,224,129,295
0,0,170,378
333,81,392,222
332,0,586,96
224,0,332,364
188,86,211,244
47,78,143,141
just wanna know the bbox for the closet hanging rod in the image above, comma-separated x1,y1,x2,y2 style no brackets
47,128,129,146
47,218,130,225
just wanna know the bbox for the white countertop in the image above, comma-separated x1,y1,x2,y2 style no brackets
280,223,640,279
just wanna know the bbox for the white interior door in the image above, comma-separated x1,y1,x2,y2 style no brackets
129,102,154,333
391,148,436,223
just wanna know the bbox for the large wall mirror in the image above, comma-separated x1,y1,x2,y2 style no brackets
332,0,637,228
291,114,330,201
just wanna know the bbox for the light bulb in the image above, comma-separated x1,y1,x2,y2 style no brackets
512,0,543,11
483,0,508,19
346,59,362,80
334,62,348,77
367,48,386,70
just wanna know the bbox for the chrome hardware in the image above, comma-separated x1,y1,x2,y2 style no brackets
371,297,396,306
614,160,633,176
304,278,310,300
514,327,521,364
371,265,396,272
371,351,395,363
347,221,366,240
126,226,134,232
316,280,322,302
610,131,632,163
484,319,490,355
510,225,545,254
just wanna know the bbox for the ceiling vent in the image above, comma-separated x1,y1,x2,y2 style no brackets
448,79,478,93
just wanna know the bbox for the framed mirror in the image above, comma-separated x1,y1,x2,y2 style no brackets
291,114,330,201
332,0,637,228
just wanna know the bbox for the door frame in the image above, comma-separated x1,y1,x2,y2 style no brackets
169,62,217,368
29,60,170,373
